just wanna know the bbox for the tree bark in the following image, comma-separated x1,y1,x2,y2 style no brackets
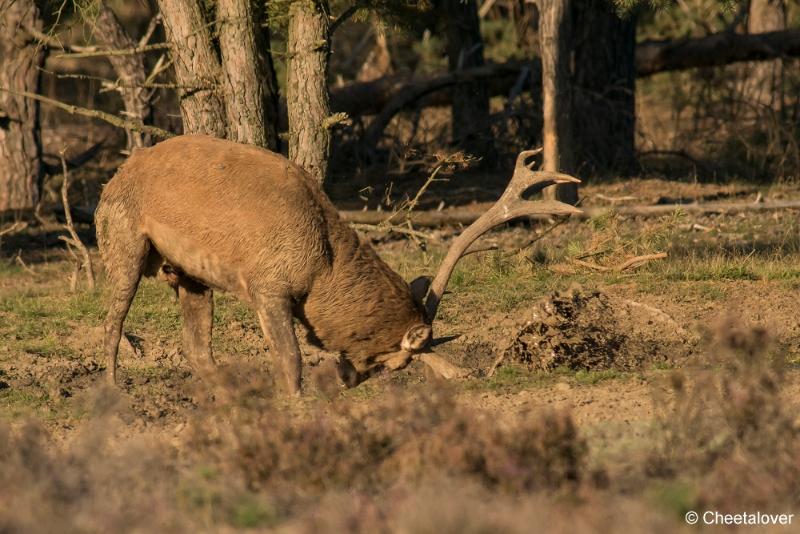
538,0,577,203
218,0,280,149
442,0,494,162
286,0,331,183
91,3,153,149
571,0,636,176
0,0,44,212
156,0,227,137
747,0,785,109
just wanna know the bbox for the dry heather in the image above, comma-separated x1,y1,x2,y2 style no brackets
4,317,798,533
0,369,587,533
185,366,586,496
648,318,800,512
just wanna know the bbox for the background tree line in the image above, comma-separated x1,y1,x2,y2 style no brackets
1,0,798,214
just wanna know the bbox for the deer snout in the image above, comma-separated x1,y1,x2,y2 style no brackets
401,323,433,353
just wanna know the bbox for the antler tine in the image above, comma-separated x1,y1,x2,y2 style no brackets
424,152,582,322
515,148,543,171
504,169,581,200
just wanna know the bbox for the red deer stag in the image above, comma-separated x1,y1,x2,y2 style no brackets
95,135,580,393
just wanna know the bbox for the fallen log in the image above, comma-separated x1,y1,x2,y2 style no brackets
636,29,800,77
341,199,800,228
330,28,800,119
331,61,535,119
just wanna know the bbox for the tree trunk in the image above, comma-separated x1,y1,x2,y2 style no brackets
571,0,636,176
92,3,153,149
286,0,331,184
357,21,392,82
0,0,44,212
538,0,577,203
747,0,785,109
514,0,539,54
443,0,494,163
218,0,280,149
157,0,227,137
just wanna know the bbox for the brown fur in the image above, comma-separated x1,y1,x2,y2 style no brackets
96,135,430,392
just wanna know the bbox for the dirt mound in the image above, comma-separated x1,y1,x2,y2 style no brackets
504,288,693,372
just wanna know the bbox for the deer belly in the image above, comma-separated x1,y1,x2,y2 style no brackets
143,217,245,294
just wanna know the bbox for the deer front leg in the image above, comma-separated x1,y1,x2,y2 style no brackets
255,296,302,395
177,276,215,374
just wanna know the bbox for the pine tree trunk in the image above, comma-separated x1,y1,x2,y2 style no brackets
92,4,153,149
443,0,494,163
539,0,577,203
218,0,280,149
157,0,227,137
286,0,331,184
571,0,636,176
0,0,44,212
747,0,785,109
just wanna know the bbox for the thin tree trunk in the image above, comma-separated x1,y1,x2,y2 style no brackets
357,20,392,82
747,0,785,109
514,0,539,54
571,0,636,176
218,0,280,149
157,0,227,137
92,3,153,149
539,0,577,203
286,0,331,183
0,0,44,212
443,0,494,163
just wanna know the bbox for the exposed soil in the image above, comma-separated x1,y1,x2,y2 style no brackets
501,288,693,372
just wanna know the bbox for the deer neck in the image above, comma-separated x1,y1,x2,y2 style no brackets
299,238,424,361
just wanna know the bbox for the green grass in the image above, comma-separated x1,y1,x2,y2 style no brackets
0,388,50,420
569,368,626,385
466,365,555,393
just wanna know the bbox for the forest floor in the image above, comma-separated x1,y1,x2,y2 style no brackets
2,175,800,532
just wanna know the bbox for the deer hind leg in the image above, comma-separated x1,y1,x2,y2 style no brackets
177,276,215,374
254,296,302,395
100,233,149,385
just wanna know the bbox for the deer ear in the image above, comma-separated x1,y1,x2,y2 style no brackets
401,323,432,352
409,276,432,305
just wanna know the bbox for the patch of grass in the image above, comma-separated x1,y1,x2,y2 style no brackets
341,380,381,400
0,262,23,277
466,365,555,393
647,480,696,520
125,280,181,334
64,288,106,322
213,294,255,326
570,369,625,385
0,388,49,420
228,495,280,529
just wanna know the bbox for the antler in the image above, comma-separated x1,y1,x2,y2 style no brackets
424,149,581,321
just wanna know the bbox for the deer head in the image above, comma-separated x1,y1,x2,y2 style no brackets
391,149,581,380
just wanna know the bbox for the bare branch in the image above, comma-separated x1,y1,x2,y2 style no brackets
0,222,28,253
23,24,97,53
138,13,163,47
0,88,174,139
351,222,433,241
59,148,95,290
52,42,171,59
572,252,668,273
330,2,365,35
